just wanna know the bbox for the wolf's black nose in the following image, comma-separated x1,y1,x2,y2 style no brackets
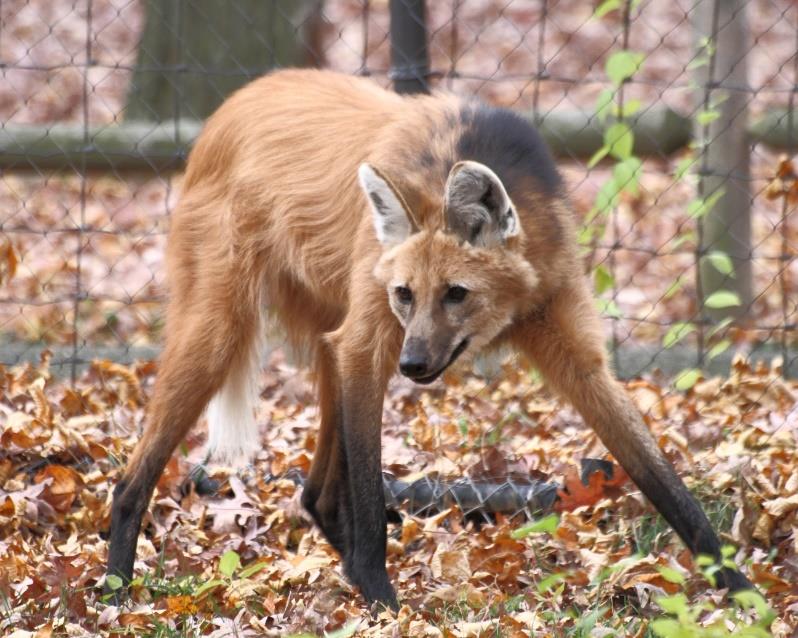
399,355,428,378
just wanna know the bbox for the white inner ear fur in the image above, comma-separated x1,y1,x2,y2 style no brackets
444,160,520,245
358,163,414,246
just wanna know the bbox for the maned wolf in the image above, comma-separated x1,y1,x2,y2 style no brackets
106,69,752,608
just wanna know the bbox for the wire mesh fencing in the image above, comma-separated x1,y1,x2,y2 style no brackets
0,0,796,382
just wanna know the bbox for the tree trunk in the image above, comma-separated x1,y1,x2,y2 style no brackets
692,0,752,322
125,0,323,122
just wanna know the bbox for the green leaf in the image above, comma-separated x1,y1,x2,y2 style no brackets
707,339,731,360
604,122,634,160
605,51,645,86
613,156,642,194
595,88,615,121
537,572,567,594
574,605,604,636
686,188,724,218
594,177,623,214
577,224,595,246
238,560,269,579
325,621,361,638
593,0,622,19
105,574,124,591
656,565,686,584
710,91,729,109
511,513,559,539
696,108,721,126
655,593,689,616
674,368,701,391
662,322,695,348
698,36,716,55
707,317,733,338
736,629,777,638
673,155,695,181
669,232,695,250
732,590,776,623
596,298,622,318
686,199,702,218
705,290,741,309
704,250,735,276
701,562,720,587
194,578,225,596
663,278,684,300
594,264,614,294
686,55,709,71
704,188,725,211
615,98,642,119
587,144,610,168
650,618,690,638
219,550,240,578
606,554,645,574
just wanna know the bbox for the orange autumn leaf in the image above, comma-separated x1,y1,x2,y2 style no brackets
619,570,682,594
34,465,84,513
165,594,199,616
1,426,50,450
775,154,795,179
28,377,53,426
0,495,15,517
765,154,798,203
555,464,629,512
117,612,158,629
60,388,103,417
750,563,794,594
156,456,182,492
91,359,144,407
0,240,17,284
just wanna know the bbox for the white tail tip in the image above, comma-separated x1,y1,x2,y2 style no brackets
205,343,262,466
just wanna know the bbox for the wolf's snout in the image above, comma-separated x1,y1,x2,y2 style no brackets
399,338,429,378
399,357,428,377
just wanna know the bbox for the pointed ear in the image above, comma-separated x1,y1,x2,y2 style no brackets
358,164,418,246
444,160,520,247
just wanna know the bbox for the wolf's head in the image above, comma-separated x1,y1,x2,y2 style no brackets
359,161,539,383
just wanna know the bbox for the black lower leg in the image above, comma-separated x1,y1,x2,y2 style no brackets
105,481,150,600
302,483,353,559
627,456,753,592
105,455,167,600
303,431,356,561
341,416,397,609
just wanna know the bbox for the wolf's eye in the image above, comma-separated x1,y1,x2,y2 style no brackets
445,285,468,303
395,286,413,304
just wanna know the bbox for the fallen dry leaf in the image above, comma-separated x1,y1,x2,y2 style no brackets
556,464,630,511
33,465,84,513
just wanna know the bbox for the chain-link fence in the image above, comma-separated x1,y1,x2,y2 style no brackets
1,0,796,381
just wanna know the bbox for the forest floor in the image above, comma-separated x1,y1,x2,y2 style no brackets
0,350,795,636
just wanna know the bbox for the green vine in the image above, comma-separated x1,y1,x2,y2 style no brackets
589,0,742,390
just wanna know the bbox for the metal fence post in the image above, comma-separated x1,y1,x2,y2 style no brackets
389,0,429,94
692,0,752,324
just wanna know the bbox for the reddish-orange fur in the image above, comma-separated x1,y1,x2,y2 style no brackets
106,69,752,608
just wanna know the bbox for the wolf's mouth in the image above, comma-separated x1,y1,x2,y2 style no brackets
409,338,470,385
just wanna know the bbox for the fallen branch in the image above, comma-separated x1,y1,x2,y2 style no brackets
187,457,624,521
382,473,559,518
